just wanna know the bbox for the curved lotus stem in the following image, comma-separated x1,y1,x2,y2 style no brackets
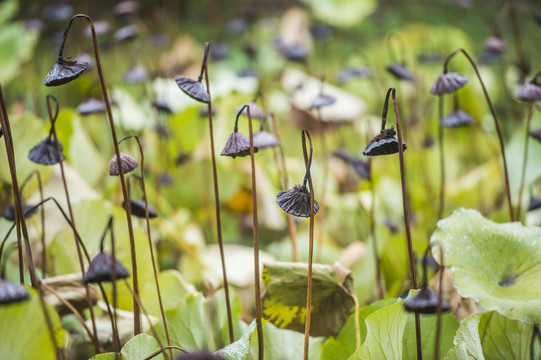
58,13,141,333
0,85,60,355
437,95,445,220
245,106,264,360
443,49,513,221
390,88,423,360
118,135,172,356
46,94,100,351
202,42,234,344
301,129,315,360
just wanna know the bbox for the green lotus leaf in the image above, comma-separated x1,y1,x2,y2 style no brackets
321,298,396,360
443,311,541,360
121,333,163,360
217,320,257,360
348,299,410,360
0,287,65,360
431,208,541,323
262,261,355,337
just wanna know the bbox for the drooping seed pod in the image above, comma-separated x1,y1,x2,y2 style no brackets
517,82,541,102
253,131,280,149
276,184,319,218
123,65,149,83
403,287,451,314
109,153,138,176
124,199,158,218
528,196,541,211
82,252,130,284
175,76,210,104
28,137,65,165
430,72,468,95
2,203,38,222
530,129,541,143
309,94,337,110
77,98,106,115
114,25,138,42
0,279,30,305
43,58,89,87
220,132,258,158
237,102,266,120
362,127,407,156
440,110,473,127
386,63,413,81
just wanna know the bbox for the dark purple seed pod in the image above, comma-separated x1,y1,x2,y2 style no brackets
337,67,372,83
154,124,170,138
362,127,407,156
123,65,149,83
528,196,541,211
349,157,371,180
123,199,157,218
0,279,30,305
159,172,173,186
430,72,468,95
517,83,541,102
0,126,3,138
238,69,258,78
309,94,337,110
175,152,191,166
253,131,280,149
282,45,309,62
85,21,111,38
332,148,352,162
82,252,130,284
114,25,138,42
77,98,106,115
403,287,451,314
152,99,173,114
237,102,266,120
484,36,506,53
276,184,319,218
175,351,224,360
386,63,414,81
220,132,258,158
530,129,541,143
43,58,89,87
440,110,473,127
2,203,38,222
209,43,229,61
28,137,65,165
109,153,138,176
175,76,210,104
113,1,141,16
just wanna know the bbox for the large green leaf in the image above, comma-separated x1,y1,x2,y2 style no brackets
153,293,211,351
321,299,396,360
402,312,459,360
0,21,39,84
431,208,541,323
262,261,355,337
348,300,410,360
444,311,540,360
121,334,163,360
217,320,257,360
0,287,65,360
246,322,324,360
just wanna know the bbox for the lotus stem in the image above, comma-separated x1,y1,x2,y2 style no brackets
119,135,172,357
434,243,445,360
143,346,188,360
270,114,299,262
444,48,514,221
301,129,315,360
245,106,264,360
203,42,234,344
46,94,100,352
437,95,445,220
389,88,422,360
0,85,60,356
516,103,534,221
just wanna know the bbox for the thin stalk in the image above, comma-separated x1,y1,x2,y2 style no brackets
270,114,299,262
301,129,315,360
119,135,172,357
444,48,514,221
58,14,141,333
40,281,96,348
434,244,444,360
390,88,422,360
437,95,445,220
0,85,60,357
143,346,188,360
245,106,264,360
368,161,384,299
203,42,234,344
46,94,100,352
341,285,360,350
108,216,121,354
315,108,327,263
516,103,534,221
